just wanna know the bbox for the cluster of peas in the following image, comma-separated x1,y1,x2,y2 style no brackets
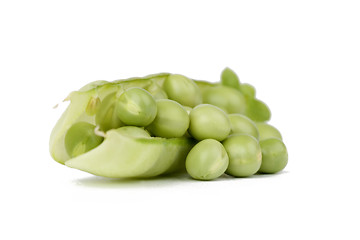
64,68,288,180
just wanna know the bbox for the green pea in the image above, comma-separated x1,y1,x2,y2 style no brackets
223,134,262,177
221,67,240,89
147,99,190,138
189,104,231,141
202,86,246,114
114,126,151,138
163,74,202,107
65,122,104,158
245,98,271,122
95,92,123,132
116,87,157,127
239,83,256,98
259,138,288,174
256,122,282,141
186,139,229,180
145,82,168,100
228,114,259,139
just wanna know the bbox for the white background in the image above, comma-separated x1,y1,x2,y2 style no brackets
1,0,359,239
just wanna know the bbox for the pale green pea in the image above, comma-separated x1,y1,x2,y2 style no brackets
114,126,151,138
186,139,229,180
65,122,104,158
95,92,123,132
245,98,271,122
147,99,189,138
189,104,231,141
221,67,241,89
145,82,168,100
228,114,259,139
223,134,262,177
239,83,256,98
202,86,246,114
163,74,202,107
256,122,282,141
259,138,288,174
116,87,157,127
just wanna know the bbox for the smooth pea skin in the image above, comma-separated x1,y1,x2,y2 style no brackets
256,122,282,141
239,83,256,98
145,82,168,100
229,114,259,139
245,98,271,122
202,86,246,114
95,92,123,132
115,126,151,138
147,99,189,138
65,122,104,158
223,134,262,177
186,139,229,180
221,67,241,89
163,74,202,107
259,138,288,174
116,87,157,127
189,104,231,141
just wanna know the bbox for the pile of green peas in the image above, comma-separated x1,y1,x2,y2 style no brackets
64,68,288,180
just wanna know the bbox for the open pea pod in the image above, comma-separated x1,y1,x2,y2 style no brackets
50,73,195,178
65,129,194,178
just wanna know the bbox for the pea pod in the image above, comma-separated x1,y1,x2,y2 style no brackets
49,73,195,173
65,127,194,178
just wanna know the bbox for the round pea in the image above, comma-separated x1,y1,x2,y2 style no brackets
186,139,229,180
189,104,231,141
146,82,168,100
95,92,123,132
228,114,259,139
65,122,104,158
147,99,189,138
256,122,282,141
202,86,246,114
114,126,151,138
116,87,157,127
163,74,202,107
223,134,262,177
245,99,271,122
259,138,288,174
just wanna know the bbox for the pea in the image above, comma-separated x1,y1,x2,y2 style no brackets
202,86,246,114
147,99,190,138
65,122,104,158
186,139,229,180
245,98,271,122
189,104,231,141
145,82,168,100
256,122,282,141
228,113,259,139
163,74,202,107
259,138,288,174
223,134,262,177
116,87,157,127
114,126,151,138
221,67,241,89
239,83,256,98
